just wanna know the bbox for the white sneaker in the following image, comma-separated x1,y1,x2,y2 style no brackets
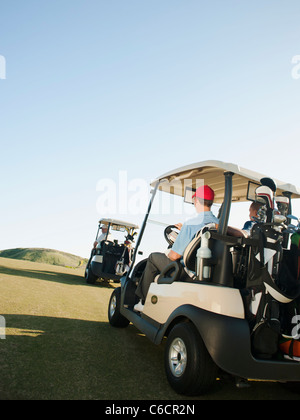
134,300,144,312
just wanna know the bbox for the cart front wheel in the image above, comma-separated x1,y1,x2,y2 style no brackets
108,287,130,328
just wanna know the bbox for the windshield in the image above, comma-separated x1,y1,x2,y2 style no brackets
136,190,220,260
101,226,135,245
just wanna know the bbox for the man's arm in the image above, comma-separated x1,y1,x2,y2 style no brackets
167,249,182,261
226,226,248,238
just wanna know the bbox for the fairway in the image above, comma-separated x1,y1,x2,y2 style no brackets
0,257,299,400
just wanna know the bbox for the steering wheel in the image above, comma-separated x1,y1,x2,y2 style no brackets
164,225,180,247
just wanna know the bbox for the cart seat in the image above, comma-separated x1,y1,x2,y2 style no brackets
156,224,217,285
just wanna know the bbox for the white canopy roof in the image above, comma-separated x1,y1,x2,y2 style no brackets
151,160,300,204
99,218,139,229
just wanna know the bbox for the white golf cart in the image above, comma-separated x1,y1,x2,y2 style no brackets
108,161,300,395
85,218,139,285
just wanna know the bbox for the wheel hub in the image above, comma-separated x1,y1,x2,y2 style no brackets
109,295,117,318
169,337,187,377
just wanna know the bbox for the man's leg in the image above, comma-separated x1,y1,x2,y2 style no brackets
136,252,171,302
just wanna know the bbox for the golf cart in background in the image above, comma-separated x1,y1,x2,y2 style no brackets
85,218,139,285
108,160,300,396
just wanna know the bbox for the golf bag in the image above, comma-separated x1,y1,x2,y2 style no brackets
248,223,300,359
246,182,300,359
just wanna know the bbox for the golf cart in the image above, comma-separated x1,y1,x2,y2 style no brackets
108,161,300,395
85,218,139,285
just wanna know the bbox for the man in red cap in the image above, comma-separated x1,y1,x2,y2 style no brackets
134,185,218,312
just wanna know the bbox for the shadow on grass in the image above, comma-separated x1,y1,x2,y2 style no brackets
0,314,172,400
0,314,299,401
0,265,115,288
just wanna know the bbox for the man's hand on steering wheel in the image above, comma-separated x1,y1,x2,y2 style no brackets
164,225,181,247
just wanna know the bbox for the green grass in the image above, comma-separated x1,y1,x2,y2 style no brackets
0,257,299,400
0,248,88,268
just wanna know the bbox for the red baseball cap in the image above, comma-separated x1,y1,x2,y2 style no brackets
192,185,214,201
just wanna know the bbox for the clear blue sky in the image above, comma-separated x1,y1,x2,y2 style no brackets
0,0,300,258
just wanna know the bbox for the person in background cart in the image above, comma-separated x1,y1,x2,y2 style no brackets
93,226,113,249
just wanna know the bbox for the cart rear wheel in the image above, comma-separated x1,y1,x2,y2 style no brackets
165,321,218,396
85,266,98,284
108,287,130,328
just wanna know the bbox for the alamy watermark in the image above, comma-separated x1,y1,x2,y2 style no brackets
291,315,300,339
0,55,6,80
0,315,6,339
96,170,205,217
291,55,300,80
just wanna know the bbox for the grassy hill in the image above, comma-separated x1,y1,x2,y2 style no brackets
0,248,87,268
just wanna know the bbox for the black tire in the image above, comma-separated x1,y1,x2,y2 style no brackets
84,251,95,280
86,266,98,284
164,321,218,396
108,287,130,328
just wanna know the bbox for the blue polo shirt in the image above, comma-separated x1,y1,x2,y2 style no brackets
172,211,219,256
